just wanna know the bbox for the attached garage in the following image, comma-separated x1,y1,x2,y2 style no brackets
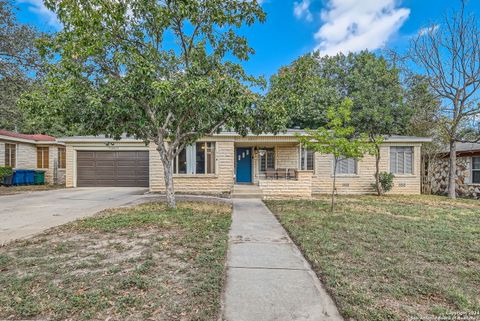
77,151,149,187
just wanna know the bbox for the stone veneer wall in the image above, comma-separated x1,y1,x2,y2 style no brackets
259,171,313,200
430,157,480,199
311,144,423,195
149,141,235,195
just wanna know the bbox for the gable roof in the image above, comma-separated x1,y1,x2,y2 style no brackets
0,129,58,144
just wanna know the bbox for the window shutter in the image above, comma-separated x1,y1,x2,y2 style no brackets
405,148,413,174
390,148,397,173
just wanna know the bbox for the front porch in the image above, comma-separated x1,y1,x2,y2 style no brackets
233,142,314,199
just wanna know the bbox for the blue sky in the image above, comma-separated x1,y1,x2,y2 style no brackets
14,0,480,82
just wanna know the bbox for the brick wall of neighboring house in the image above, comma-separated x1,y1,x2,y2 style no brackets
14,142,37,169
0,141,4,167
311,143,423,195
149,141,235,195
0,140,66,185
430,156,480,199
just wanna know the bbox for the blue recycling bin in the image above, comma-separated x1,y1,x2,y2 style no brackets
12,170,26,185
24,170,35,185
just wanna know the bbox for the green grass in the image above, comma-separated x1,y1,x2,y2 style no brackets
266,195,480,321
0,201,231,321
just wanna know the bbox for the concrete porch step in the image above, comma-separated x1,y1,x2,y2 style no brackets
232,184,263,199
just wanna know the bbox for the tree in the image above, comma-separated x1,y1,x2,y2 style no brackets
0,0,42,130
29,0,267,208
410,0,480,198
297,99,373,212
266,52,348,129
348,52,411,195
405,75,443,193
268,51,409,195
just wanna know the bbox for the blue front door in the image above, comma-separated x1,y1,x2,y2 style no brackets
236,148,252,183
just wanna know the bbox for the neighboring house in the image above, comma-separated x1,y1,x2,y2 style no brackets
430,142,480,199
60,131,430,198
0,130,66,185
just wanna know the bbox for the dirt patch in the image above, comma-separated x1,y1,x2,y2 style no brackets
0,201,232,321
0,185,65,196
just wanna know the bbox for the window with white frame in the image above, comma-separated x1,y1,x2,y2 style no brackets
335,157,357,175
173,142,215,174
259,148,275,172
473,157,480,184
390,146,413,174
300,147,314,171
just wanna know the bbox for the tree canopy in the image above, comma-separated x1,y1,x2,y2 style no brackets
0,0,42,131
25,0,270,207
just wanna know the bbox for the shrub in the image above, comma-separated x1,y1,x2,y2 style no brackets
0,167,13,181
379,172,395,194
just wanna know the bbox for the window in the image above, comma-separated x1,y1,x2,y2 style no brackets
173,142,215,174
390,146,413,174
58,147,66,169
37,147,49,169
259,148,275,172
5,143,16,167
335,157,357,175
300,147,314,170
473,157,480,184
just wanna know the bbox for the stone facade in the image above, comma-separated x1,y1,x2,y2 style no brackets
430,157,480,199
259,171,313,199
312,143,423,195
62,134,426,197
149,141,235,195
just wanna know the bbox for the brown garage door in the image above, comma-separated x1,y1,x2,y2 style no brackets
77,151,149,187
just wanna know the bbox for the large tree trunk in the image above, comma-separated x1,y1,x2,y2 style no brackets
374,144,381,196
448,140,457,199
159,152,176,209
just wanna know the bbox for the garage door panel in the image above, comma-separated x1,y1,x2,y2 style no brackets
77,151,149,187
77,160,95,167
77,152,95,160
95,160,116,167
117,160,139,167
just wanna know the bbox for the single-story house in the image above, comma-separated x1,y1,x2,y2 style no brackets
0,130,66,185
60,131,430,199
430,142,480,199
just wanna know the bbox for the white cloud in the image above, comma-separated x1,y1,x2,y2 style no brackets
313,0,410,55
294,0,313,22
18,0,61,28
418,24,439,36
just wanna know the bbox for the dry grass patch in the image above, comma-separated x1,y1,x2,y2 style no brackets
0,201,231,321
0,185,64,195
266,195,480,321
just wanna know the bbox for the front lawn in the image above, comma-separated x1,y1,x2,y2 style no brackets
0,201,231,321
266,195,480,321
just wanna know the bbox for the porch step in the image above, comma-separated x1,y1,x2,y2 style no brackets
232,184,263,199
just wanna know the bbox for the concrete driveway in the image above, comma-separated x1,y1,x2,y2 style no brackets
0,187,151,244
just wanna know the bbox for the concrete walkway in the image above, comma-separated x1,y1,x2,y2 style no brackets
223,199,344,321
